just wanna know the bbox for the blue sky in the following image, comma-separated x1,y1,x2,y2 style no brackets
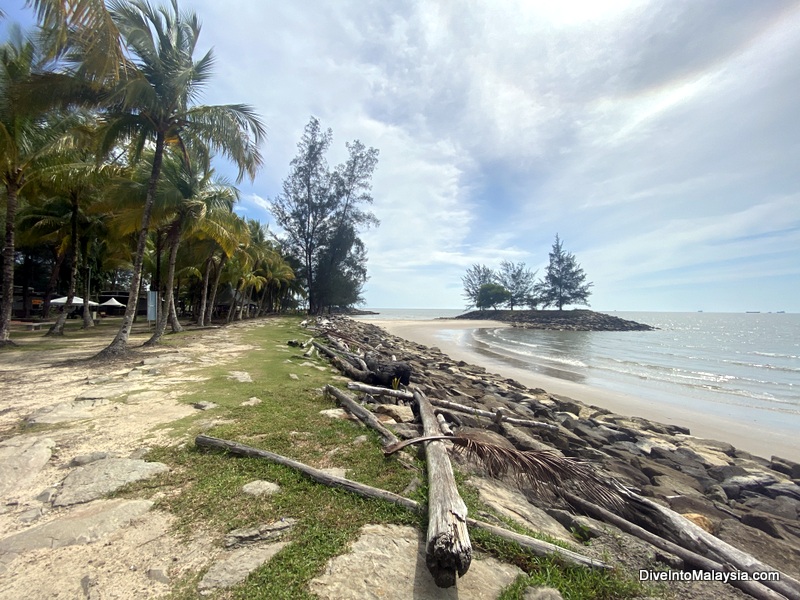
5,1,800,311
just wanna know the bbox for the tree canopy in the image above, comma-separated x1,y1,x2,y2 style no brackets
535,234,593,310
270,117,378,314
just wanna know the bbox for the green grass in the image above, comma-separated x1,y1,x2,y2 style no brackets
110,316,657,599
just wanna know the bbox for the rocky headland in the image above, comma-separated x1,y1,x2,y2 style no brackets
455,309,655,331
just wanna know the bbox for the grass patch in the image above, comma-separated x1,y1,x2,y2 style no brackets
115,317,654,599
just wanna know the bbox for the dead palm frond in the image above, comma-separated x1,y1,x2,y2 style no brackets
384,431,628,514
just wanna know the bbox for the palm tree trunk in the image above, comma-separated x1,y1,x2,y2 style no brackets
206,255,226,324
82,265,95,329
169,294,182,332
145,221,180,346
48,193,80,337
197,256,212,326
99,130,165,357
0,180,20,345
42,247,66,320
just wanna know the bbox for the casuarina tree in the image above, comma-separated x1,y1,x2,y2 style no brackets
536,234,592,310
461,264,495,310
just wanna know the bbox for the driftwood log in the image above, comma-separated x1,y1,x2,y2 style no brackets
429,398,558,431
415,389,472,587
624,492,800,600
324,385,399,447
193,434,609,570
347,381,413,401
565,493,791,600
314,342,412,387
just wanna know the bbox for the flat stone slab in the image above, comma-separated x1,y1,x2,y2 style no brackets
242,397,262,407
27,400,108,424
224,518,297,548
309,524,522,599
241,480,281,497
375,404,416,423
469,478,572,542
0,499,153,564
228,371,253,383
0,436,55,499
54,459,169,507
198,542,288,594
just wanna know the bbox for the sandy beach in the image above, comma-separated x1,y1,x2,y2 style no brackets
366,318,799,463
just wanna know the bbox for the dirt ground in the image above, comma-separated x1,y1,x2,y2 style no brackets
0,320,264,599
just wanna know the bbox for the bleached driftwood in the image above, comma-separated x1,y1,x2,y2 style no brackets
566,492,792,600
429,398,558,431
194,434,609,570
415,389,472,587
347,381,413,401
324,385,399,447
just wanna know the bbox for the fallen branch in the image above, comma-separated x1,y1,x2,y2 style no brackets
194,434,609,570
324,385,399,447
429,398,558,431
565,493,791,600
415,389,472,587
347,381,413,401
624,492,800,600
312,341,370,381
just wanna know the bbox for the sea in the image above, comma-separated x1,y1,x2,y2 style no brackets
357,309,800,432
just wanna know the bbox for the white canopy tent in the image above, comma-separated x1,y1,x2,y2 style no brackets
100,298,126,307
49,296,100,307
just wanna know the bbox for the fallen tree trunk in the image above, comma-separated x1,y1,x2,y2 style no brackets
194,434,609,570
565,493,791,600
364,352,412,387
347,382,413,401
324,385,399,447
312,341,370,381
624,492,800,600
429,398,558,431
415,389,472,588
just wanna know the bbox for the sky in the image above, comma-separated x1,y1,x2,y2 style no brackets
4,0,800,312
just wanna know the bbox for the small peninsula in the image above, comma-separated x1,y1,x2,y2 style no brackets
455,309,655,331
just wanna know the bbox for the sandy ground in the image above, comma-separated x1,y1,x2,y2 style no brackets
0,320,266,599
367,319,799,463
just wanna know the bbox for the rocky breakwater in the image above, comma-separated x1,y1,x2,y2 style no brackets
316,316,800,598
455,309,655,331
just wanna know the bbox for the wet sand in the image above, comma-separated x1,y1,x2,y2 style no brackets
364,318,798,463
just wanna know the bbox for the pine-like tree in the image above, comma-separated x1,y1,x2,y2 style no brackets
536,234,592,310
461,264,495,310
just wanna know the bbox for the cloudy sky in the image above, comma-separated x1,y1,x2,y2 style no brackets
5,1,800,311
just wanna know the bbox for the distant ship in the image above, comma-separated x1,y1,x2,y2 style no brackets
746,311,760,313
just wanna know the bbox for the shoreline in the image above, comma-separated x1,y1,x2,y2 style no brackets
362,318,798,463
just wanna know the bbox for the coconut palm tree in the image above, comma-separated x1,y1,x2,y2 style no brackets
0,29,75,346
81,0,265,357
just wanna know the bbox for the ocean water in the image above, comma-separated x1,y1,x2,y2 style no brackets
361,309,800,424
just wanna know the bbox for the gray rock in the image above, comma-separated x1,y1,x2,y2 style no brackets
309,524,522,599
27,401,101,424
717,518,800,577
224,518,297,548
469,478,572,542
375,404,415,423
69,451,112,467
36,487,58,504
228,371,253,383
54,459,169,507
289,373,299,380
351,435,368,445
743,495,799,520
17,508,44,523
146,566,171,584
319,408,354,421
198,542,288,594
193,401,218,411
0,499,153,559
242,397,262,406
771,456,800,479
241,480,281,497
0,436,55,500
764,482,800,501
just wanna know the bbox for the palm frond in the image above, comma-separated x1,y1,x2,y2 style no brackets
385,432,628,514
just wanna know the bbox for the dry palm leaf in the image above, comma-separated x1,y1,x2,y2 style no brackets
385,431,628,514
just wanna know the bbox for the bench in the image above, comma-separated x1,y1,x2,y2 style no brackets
26,322,54,331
